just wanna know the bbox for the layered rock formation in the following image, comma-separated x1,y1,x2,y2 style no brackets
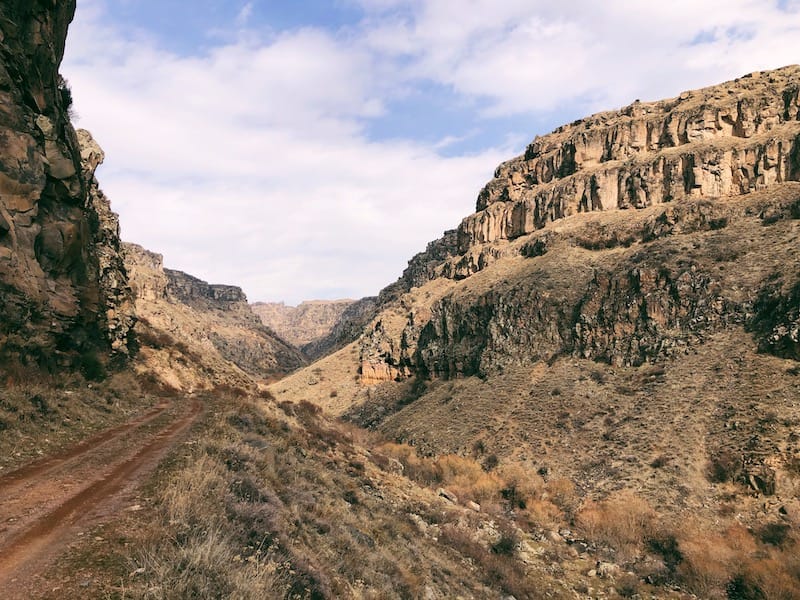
458,65,800,254
124,243,304,389
350,67,800,382
0,0,133,366
273,69,800,537
252,300,356,349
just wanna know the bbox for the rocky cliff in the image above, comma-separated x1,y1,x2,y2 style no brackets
252,299,356,350
272,68,800,543
0,0,133,369
124,243,304,389
347,66,800,381
460,65,800,253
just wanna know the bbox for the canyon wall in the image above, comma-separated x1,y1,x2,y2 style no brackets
0,0,134,368
124,243,305,384
356,67,800,382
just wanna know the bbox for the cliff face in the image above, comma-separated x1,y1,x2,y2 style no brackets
0,0,133,366
340,67,800,383
252,300,354,348
459,65,800,254
124,243,304,389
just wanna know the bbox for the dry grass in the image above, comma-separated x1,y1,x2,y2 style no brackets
576,490,657,561
98,392,532,599
0,367,160,474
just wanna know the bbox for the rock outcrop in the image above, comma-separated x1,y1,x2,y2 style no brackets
0,0,134,367
347,67,800,383
458,65,800,254
124,243,304,388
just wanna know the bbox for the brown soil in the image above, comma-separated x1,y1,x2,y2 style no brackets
0,398,203,599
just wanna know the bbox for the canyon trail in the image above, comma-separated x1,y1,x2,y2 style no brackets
0,398,203,599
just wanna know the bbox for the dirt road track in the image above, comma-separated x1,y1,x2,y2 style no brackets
0,398,203,598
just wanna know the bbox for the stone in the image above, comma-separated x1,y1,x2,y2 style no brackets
437,488,458,503
545,530,563,543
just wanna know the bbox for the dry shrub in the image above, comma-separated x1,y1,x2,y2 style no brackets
707,449,742,484
545,477,579,516
376,442,442,486
576,491,656,560
675,523,754,597
520,497,564,530
733,555,800,600
437,454,502,503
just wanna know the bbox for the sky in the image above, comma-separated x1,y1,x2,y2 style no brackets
62,0,800,304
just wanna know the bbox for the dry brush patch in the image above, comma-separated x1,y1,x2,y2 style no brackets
572,490,800,599
105,393,510,599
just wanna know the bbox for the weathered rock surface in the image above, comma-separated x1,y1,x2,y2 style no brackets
343,67,800,383
252,299,357,351
459,65,800,253
124,243,304,388
0,0,133,366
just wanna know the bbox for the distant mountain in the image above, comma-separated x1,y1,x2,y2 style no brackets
252,299,356,348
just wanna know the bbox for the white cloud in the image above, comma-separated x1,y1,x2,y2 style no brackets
63,2,509,303
62,0,800,304
236,2,255,27
358,0,800,114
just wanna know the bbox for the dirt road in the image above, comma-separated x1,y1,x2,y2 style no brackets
0,398,203,598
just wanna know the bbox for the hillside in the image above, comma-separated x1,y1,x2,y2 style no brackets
269,66,800,597
124,243,305,391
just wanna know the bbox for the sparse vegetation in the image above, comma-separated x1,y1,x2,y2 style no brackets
82,391,566,599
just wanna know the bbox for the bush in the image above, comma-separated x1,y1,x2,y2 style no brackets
576,491,656,559
616,573,641,597
708,450,741,484
650,454,670,468
491,527,519,556
757,523,790,547
79,351,106,381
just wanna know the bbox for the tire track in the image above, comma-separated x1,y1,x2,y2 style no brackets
0,400,170,492
0,398,203,597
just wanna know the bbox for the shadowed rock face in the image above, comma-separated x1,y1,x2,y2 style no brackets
0,0,134,366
